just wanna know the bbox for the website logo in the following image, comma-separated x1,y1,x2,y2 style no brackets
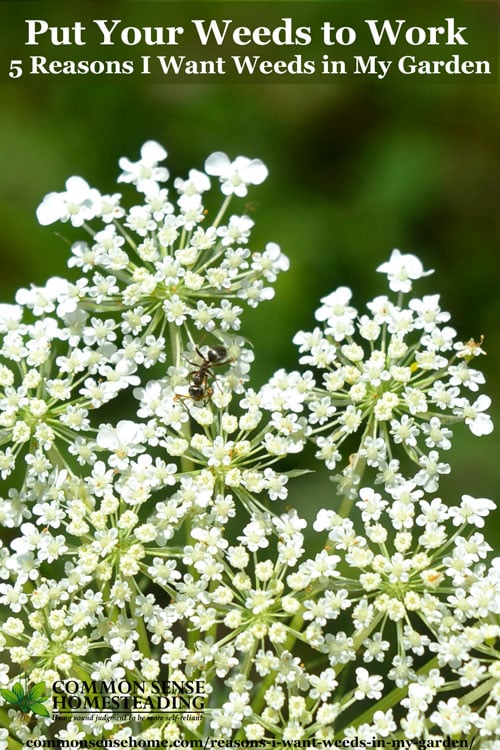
1,681,50,720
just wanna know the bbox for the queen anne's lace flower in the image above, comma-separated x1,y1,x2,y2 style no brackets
269,253,494,499
36,177,101,227
0,144,497,746
118,140,169,193
377,248,434,293
32,144,286,361
204,152,268,197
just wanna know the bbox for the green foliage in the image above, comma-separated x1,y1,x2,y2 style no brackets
1,681,50,718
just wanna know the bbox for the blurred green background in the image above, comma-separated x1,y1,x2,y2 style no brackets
1,59,499,543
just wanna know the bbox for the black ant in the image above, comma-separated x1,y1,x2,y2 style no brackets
176,344,230,403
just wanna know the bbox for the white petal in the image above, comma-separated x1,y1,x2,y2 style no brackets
189,168,211,192
0,303,23,323
44,276,71,299
65,176,91,200
246,159,268,185
36,192,65,225
470,415,493,436
313,509,333,532
205,151,230,176
117,156,134,176
377,249,402,274
115,419,141,443
96,426,119,449
140,140,167,163
15,288,33,305
475,394,491,412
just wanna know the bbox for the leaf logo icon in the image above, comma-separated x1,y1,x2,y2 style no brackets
1,682,50,718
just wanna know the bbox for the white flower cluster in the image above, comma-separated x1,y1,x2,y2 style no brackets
34,140,288,342
0,302,139,485
0,145,498,747
263,249,493,501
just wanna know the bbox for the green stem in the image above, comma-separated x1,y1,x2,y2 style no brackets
168,322,201,655
168,322,193,477
460,676,497,707
127,578,152,660
337,452,367,518
336,415,376,518
212,195,232,229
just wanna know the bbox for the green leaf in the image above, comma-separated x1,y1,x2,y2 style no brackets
18,696,32,713
28,683,49,702
11,683,25,700
30,703,50,718
0,689,20,704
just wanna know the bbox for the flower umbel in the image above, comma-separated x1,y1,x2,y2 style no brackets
0,143,497,747
271,252,493,501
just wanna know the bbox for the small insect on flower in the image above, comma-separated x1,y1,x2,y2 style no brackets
176,344,231,403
